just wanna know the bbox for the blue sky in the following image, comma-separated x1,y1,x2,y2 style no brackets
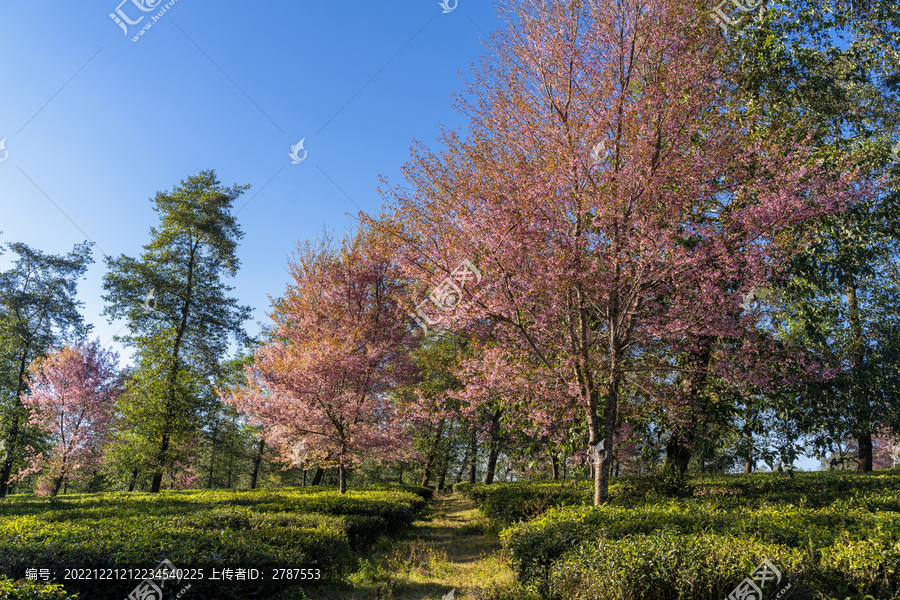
0,0,499,360
0,0,826,470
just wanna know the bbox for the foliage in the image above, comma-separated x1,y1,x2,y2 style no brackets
0,241,94,498
0,577,73,600
379,0,865,506
500,470,900,599
226,227,419,494
0,484,424,599
102,170,251,492
17,340,122,496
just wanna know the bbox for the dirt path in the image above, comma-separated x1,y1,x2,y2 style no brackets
319,493,515,600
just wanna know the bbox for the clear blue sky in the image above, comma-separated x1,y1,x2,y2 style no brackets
0,0,499,359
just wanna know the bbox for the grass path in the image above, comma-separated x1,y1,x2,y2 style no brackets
319,492,514,600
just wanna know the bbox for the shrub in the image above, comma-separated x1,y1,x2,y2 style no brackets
0,578,73,599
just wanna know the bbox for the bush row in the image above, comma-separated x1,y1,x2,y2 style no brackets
499,472,900,599
0,485,428,600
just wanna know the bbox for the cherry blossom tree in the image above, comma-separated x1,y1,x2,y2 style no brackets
223,229,419,493
18,340,122,496
379,0,866,504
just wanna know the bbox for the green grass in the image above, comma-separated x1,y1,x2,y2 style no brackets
0,484,429,600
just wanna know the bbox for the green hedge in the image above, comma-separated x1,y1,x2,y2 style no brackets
0,577,73,599
500,471,900,599
0,485,427,600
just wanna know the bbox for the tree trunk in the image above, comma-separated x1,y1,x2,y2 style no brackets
744,457,754,473
421,420,445,487
483,447,499,484
150,431,169,493
847,284,873,473
207,420,219,489
338,463,347,494
151,241,197,494
302,470,307,487
437,435,452,491
857,434,873,472
468,426,478,484
0,345,31,498
550,449,559,481
665,431,694,476
483,410,501,485
51,454,67,497
250,439,265,489
597,349,622,505
310,467,324,485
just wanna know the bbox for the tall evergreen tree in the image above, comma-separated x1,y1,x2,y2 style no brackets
103,170,251,492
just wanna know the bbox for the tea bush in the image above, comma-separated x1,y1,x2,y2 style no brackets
499,471,900,599
0,484,427,600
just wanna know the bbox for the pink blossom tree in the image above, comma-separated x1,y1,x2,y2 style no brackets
18,340,122,496
223,229,419,493
379,0,866,504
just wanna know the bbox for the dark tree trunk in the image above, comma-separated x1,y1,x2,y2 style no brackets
250,439,265,489
744,456,754,473
310,467,324,486
0,345,31,498
847,284,873,473
858,434,873,472
550,450,559,481
437,432,453,491
468,426,478,484
128,468,138,492
665,431,694,476
302,470,307,487
207,421,219,489
421,420,445,487
338,463,347,494
483,410,501,485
